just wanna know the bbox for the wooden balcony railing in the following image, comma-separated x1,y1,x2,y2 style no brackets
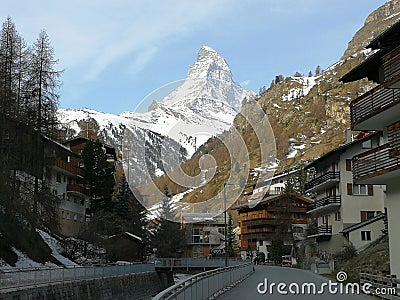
51,159,84,177
352,144,400,182
388,121,400,157
67,184,90,197
305,171,340,191
307,195,341,213
383,46,400,81
307,225,332,237
350,74,400,129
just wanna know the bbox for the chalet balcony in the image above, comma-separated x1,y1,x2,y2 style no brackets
383,46,400,81
307,195,341,214
307,225,332,238
242,218,279,228
350,73,400,131
67,184,90,197
352,144,400,184
305,171,340,193
388,121,400,157
51,159,85,177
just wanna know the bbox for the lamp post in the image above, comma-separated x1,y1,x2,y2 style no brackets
223,183,235,267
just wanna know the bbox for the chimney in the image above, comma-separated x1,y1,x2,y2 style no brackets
345,129,352,143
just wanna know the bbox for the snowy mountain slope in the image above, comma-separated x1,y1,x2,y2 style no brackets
58,46,254,183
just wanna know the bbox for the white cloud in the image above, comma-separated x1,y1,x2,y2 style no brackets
129,47,158,75
1,1,232,82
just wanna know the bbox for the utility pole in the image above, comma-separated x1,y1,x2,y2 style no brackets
223,183,235,267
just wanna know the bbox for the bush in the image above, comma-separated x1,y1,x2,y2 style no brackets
335,244,357,262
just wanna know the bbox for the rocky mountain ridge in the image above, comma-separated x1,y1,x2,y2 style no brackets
153,0,400,204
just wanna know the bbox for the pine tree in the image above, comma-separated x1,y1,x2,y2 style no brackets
150,187,186,257
27,30,61,137
82,139,115,212
308,71,313,77
226,214,238,257
315,65,321,76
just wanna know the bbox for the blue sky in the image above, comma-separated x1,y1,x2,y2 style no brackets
1,0,389,114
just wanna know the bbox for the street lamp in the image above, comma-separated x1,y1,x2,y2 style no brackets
223,183,235,267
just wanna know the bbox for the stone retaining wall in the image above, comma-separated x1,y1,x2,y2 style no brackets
0,271,170,300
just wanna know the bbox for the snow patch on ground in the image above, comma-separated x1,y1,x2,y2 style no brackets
287,149,298,159
37,230,76,266
281,76,317,102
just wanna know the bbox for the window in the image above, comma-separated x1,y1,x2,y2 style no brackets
361,211,376,222
66,212,70,220
346,159,352,171
361,231,371,241
73,214,77,222
56,173,62,183
259,213,263,218
242,215,247,220
322,215,329,224
61,211,65,219
80,216,84,223
335,211,341,221
259,240,263,246
218,228,226,237
192,228,202,244
62,193,66,200
362,140,372,149
353,184,367,195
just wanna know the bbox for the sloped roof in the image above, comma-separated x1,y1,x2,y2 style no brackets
233,193,312,211
304,132,380,170
341,213,385,233
340,19,400,83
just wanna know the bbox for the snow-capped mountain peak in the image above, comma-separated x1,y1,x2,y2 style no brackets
162,45,254,112
59,46,254,183
186,45,232,81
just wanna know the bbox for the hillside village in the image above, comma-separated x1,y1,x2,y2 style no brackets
1,1,400,299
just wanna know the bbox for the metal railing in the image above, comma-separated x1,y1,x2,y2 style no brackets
350,74,400,129
0,263,154,290
307,195,341,213
307,225,332,237
305,172,340,191
360,273,400,299
352,144,400,182
153,262,254,300
155,258,247,270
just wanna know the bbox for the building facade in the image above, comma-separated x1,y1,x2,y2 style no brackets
341,20,400,277
235,194,311,260
44,137,89,237
304,133,385,256
183,213,226,258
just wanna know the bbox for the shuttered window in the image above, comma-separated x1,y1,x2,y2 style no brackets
368,185,374,196
346,159,352,171
347,183,353,195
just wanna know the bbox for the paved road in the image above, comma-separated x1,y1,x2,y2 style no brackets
219,265,370,299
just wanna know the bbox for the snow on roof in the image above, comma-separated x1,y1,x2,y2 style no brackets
124,232,143,242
